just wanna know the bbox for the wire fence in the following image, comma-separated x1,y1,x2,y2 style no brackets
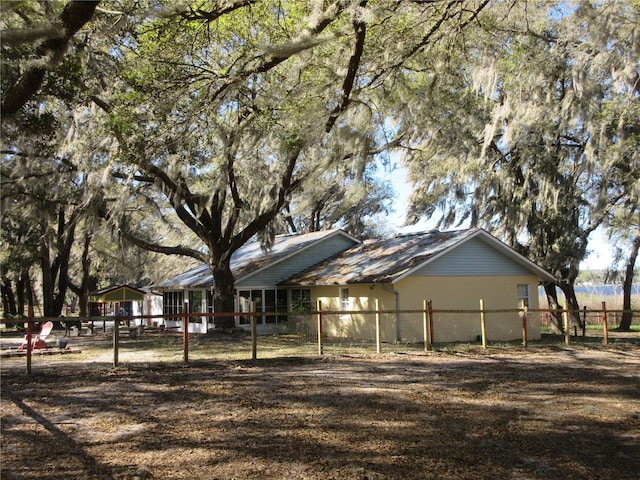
2,302,638,375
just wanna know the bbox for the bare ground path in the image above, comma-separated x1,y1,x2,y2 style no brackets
1,344,639,479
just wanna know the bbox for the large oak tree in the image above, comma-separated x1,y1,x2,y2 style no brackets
75,0,489,325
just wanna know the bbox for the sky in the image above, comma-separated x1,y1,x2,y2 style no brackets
382,166,615,271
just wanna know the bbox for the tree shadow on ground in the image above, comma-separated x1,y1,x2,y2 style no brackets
2,350,639,479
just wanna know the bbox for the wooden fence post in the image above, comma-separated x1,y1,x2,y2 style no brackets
183,300,189,364
26,311,33,375
250,301,257,360
428,300,434,345
317,300,323,356
602,301,609,346
423,300,432,352
563,309,570,345
480,299,487,349
375,298,381,354
520,300,528,347
113,303,120,367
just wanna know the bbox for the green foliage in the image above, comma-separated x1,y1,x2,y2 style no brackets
405,0,639,284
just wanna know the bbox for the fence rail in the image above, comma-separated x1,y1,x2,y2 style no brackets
2,300,638,375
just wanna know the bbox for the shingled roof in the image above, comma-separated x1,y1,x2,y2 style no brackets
153,229,358,289
281,228,556,285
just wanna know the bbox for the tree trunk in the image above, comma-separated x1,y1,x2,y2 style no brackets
79,233,92,317
542,282,564,333
212,260,236,329
558,281,583,334
616,226,639,331
39,209,78,317
67,233,93,317
40,218,55,317
16,272,27,316
1,277,17,317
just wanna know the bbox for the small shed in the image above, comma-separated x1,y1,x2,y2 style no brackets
89,285,147,317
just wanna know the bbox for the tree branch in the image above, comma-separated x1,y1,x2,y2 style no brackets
2,0,101,115
119,229,206,263
211,0,348,101
179,0,258,22
325,0,368,133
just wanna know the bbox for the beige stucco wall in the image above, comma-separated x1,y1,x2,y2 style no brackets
304,275,541,344
310,285,398,342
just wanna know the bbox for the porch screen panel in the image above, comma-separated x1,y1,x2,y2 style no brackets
277,289,288,322
265,290,277,324
163,291,183,323
251,290,263,324
188,290,203,324
238,290,251,325
264,289,287,324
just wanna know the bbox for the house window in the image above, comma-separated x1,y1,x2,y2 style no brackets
517,284,530,308
163,291,183,323
291,288,312,312
339,287,350,319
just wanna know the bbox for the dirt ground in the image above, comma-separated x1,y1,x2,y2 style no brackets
1,334,639,480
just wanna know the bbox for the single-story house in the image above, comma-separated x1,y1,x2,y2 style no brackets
152,228,556,342
152,229,360,333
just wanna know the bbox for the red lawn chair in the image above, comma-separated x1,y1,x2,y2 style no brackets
18,321,54,351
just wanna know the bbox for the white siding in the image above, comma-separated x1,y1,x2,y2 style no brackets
413,237,531,277
237,235,356,287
